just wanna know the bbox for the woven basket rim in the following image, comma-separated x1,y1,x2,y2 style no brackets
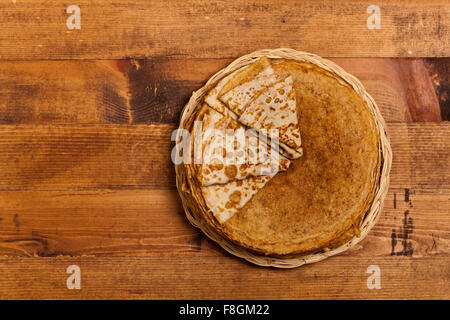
175,48,392,268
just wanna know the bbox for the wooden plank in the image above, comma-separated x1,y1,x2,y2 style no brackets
0,123,446,191
0,59,198,125
0,0,448,60
0,61,130,124
0,188,448,258
0,124,176,191
0,256,448,299
0,189,203,257
0,58,445,125
388,123,450,190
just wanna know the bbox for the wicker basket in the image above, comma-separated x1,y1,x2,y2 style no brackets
175,48,392,268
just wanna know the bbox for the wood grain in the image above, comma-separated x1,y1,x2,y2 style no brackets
0,61,130,124
0,124,176,191
388,123,450,190
0,0,448,60
0,256,448,299
0,58,445,125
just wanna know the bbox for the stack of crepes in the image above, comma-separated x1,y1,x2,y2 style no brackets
178,54,382,257
184,57,303,224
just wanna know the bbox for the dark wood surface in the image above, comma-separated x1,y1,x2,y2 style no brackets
0,1,448,299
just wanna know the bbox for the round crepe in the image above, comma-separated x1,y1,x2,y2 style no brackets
179,58,380,256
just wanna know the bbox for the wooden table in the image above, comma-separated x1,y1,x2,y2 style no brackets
0,0,448,299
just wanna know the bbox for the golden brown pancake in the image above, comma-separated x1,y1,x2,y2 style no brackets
179,58,380,256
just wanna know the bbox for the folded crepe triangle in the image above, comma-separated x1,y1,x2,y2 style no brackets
212,57,302,159
194,105,290,187
238,76,303,155
218,56,280,117
202,175,273,223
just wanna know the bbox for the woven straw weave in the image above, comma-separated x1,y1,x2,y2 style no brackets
175,48,392,268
